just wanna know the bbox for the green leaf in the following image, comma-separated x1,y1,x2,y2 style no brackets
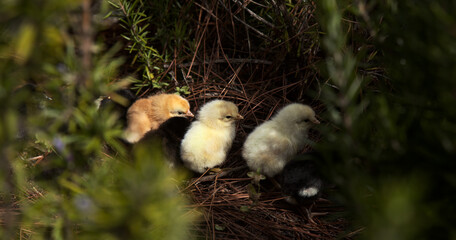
239,206,250,212
15,23,36,64
215,224,226,231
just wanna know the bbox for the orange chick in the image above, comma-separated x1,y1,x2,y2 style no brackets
124,93,193,143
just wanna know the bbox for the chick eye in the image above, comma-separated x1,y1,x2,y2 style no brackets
225,115,232,119
178,111,185,115
302,119,310,123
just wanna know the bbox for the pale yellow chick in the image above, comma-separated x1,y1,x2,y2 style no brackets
180,100,243,173
124,93,193,143
242,103,320,177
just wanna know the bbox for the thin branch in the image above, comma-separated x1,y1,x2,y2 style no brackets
164,58,272,68
194,166,246,182
79,0,92,87
231,0,277,28
218,0,273,41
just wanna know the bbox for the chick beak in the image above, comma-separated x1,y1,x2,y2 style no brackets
311,118,320,124
235,114,244,120
186,110,194,118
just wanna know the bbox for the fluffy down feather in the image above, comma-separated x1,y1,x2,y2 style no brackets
242,103,319,177
180,100,243,173
135,117,191,168
280,156,323,205
124,93,193,143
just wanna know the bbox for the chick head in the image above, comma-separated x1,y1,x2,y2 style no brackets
274,103,320,130
166,94,194,118
197,100,243,128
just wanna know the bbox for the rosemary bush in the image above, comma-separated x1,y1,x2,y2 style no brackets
317,0,456,239
0,0,192,239
108,0,194,94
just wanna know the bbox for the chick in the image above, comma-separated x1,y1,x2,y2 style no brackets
280,156,323,205
124,93,194,143
242,103,320,177
136,117,191,168
180,100,243,173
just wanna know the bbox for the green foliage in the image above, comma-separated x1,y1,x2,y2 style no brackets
108,0,192,94
316,0,456,239
20,144,193,240
1,0,192,239
174,86,191,96
109,0,165,92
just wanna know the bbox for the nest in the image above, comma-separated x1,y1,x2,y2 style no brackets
172,52,348,239
182,161,350,240
140,1,353,238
